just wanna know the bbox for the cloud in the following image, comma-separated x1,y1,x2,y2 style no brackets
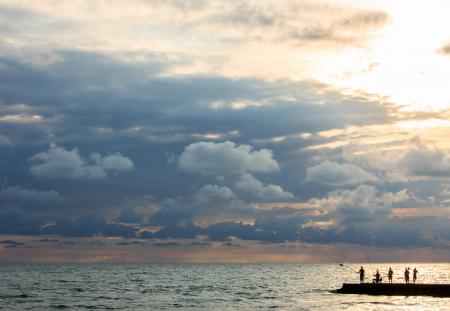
194,184,235,203
401,145,450,178
373,223,431,247
0,185,62,205
142,211,441,247
102,223,136,238
0,240,25,248
299,221,433,248
0,207,46,235
339,11,390,28
142,223,202,239
293,26,332,41
233,173,293,200
308,185,409,223
438,42,450,55
202,221,262,241
178,141,279,175
29,144,134,179
42,215,107,237
117,209,143,224
305,160,377,186
0,1,390,65
42,215,137,238
0,134,11,145
282,7,389,46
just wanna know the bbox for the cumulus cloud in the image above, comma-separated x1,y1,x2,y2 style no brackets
29,144,134,179
234,173,293,200
178,141,279,175
308,185,409,223
194,184,235,203
401,145,450,178
305,160,377,185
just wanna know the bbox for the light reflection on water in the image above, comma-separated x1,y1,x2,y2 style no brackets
0,263,449,310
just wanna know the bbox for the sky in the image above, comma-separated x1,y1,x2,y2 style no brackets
1,0,450,263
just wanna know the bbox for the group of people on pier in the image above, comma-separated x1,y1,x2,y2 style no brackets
358,266,418,284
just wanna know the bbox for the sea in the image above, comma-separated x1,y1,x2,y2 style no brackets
0,263,449,310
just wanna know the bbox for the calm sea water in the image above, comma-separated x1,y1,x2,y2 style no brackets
0,263,449,310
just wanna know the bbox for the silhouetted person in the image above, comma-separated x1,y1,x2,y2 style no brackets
373,270,382,284
413,268,418,283
404,267,410,284
388,268,393,283
359,266,365,283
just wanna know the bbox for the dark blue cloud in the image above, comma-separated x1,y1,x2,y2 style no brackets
0,207,46,235
42,215,137,238
4,49,439,251
0,51,392,209
117,209,143,224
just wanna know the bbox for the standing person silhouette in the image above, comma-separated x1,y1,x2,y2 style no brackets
404,268,410,284
388,268,393,283
359,266,365,284
413,268,418,283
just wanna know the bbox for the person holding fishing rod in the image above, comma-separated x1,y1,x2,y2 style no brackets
359,266,365,283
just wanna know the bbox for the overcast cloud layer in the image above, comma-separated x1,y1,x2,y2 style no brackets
1,0,450,262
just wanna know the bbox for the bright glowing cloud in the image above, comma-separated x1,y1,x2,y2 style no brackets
178,141,279,175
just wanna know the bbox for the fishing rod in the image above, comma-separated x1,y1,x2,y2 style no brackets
338,263,359,273
323,251,360,274
359,245,375,274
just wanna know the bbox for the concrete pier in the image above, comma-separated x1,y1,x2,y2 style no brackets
332,283,450,297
